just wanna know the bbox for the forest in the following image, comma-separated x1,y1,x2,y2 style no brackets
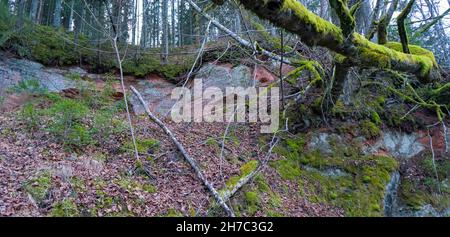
0,0,449,218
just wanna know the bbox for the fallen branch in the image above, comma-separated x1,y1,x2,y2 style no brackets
221,137,279,202
221,119,287,203
130,86,235,217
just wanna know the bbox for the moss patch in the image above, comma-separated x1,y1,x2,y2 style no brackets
352,34,437,80
23,171,52,206
280,0,344,43
360,119,381,139
272,135,398,216
120,138,160,155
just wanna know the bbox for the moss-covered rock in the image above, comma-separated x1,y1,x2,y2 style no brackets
272,134,398,216
23,171,52,206
360,119,381,139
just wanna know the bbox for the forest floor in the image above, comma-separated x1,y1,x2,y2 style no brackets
0,66,342,217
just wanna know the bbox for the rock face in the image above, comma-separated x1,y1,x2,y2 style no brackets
128,64,266,117
196,64,255,90
370,131,425,159
383,172,400,217
0,54,79,95
307,133,342,155
128,78,177,116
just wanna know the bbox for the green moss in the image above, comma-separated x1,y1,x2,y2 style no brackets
245,191,260,205
376,96,386,105
240,160,259,177
225,176,241,188
400,179,431,210
120,138,160,154
269,193,283,208
360,119,381,139
143,183,157,193
352,34,437,79
222,160,259,189
280,0,344,43
311,96,323,113
122,54,194,79
371,111,382,125
20,102,40,132
331,100,347,118
244,191,261,215
384,42,437,65
165,208,183,217
271,158,302,180
399,154,450,212
50,198,79,217
273,135,399,216
205,137,219,147
23,172,52,205
254,174,271,193
44,98,92,150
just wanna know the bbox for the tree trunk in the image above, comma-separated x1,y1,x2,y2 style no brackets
29,0,39,23
15,0,26,28
132,0,137,45
162,0,169,63
397,0,416,54
171,0,176,46
36,0,44,24
377,0,400,45
366,0,383,40
53,0,62,28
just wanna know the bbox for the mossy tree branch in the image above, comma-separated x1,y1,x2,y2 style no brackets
235,0,440,82
397,0,416,54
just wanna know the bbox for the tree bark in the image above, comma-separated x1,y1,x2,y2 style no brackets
366,0,383,40
162,0,169,63
29,0,39,23
53,0,62,28
377,0,400,45
397,0,416,54
15,0,26,28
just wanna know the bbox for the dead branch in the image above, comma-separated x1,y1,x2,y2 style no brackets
130,86,235,217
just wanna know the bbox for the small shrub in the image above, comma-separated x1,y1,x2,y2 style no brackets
50,198,80,217
45,98,91,149
20,102,39,131
91,109,114,145
120,138,160,155
10,79,45,94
